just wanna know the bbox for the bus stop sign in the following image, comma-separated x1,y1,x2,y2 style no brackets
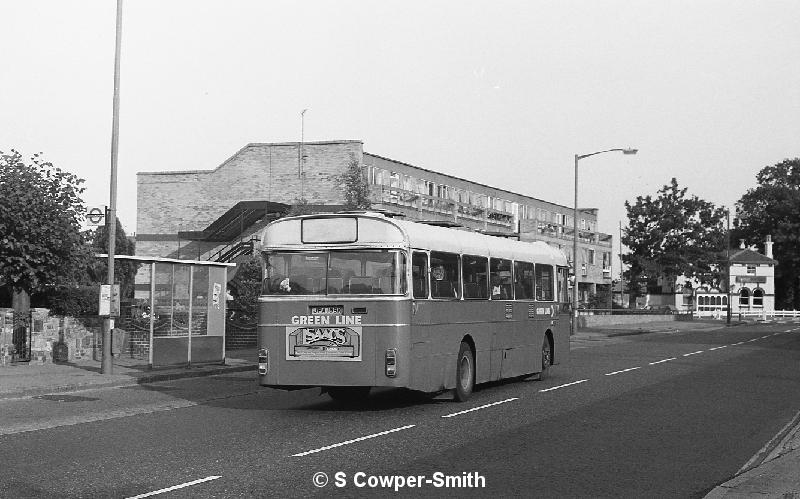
87,207,105,226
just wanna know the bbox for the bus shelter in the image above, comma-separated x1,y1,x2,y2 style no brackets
103,255,235,368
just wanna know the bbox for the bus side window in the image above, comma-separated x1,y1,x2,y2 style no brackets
412,251,429,299
490,258,513,300
430,251,461,299
514,261,534,300
462,255,488,299
536,264,555,301
557,267,569,302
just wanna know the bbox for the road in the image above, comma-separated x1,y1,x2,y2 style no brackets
1,322,799,498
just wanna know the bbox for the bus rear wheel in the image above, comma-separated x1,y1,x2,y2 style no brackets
455,342,475,402
327,386,371,402
540,336,552,380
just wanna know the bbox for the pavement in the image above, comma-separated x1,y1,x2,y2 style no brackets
1,320,798,497
0,348,258,401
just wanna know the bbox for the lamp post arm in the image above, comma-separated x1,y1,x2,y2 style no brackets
577,148,636,160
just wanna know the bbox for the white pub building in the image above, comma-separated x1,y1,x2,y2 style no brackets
695,235,776,316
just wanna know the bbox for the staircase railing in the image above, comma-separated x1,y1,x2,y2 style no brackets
209,237,259,263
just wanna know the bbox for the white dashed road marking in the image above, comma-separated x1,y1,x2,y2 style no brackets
126,476,221,499
292,425,416,457
649,357,677,365
539,379,588,392
605,367,641,376
683,351,704,357
709,345,728,351
441,398,519,418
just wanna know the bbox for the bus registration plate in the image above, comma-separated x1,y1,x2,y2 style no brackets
310,305,343,315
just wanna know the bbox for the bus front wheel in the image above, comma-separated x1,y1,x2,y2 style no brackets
455,342,475,402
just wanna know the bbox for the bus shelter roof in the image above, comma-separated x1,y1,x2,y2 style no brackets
95,254,237,267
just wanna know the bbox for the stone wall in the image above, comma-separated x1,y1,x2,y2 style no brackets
0,308,101,365
577,314,680,329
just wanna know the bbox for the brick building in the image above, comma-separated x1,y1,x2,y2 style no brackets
136,140,615,305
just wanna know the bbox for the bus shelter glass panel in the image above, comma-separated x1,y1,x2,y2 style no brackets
172,264,191,336
124,262,152,361
153,263,174,338
191,266,209,337
191,266,226,364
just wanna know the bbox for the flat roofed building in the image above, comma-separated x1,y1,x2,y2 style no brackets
136,140,614,306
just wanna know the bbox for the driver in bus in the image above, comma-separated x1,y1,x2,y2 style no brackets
432,264,456,297
432,264,446,281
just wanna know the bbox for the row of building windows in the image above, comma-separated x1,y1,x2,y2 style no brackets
697,288,765,308
739,287,764,306
369,166,596,232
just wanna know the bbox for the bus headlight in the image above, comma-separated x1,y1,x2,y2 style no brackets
385,348,397,377
258,348,269,375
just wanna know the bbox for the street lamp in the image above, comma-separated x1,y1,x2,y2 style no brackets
572,148,637,334
102,0,124,374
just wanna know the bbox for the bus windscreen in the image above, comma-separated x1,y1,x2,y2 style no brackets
262,250,406,296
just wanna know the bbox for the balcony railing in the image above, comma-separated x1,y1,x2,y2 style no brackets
369,185,613,247
370,185,514,228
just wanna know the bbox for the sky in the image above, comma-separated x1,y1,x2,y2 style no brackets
2,0,799,273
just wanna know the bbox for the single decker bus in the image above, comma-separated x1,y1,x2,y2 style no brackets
257,212,570,401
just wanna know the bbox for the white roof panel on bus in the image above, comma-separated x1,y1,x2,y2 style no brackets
261,213,568,266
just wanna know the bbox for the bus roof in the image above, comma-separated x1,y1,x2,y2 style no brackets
261,212,568,267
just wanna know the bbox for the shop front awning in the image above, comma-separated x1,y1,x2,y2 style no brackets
178,201,289,242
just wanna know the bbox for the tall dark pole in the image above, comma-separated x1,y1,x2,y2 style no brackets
726,208,732,325
299,109,307,200
572,154,579,334
619,220,624,308
103,0,123,374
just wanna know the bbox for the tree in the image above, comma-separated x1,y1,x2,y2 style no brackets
338,154,372,210
622,178,726,301
35,217,137,316
227,254,262,327
733,158,800,309
0,150,90,301
87,217,138,289
287,197,313,216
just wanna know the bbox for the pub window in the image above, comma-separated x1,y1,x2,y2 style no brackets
536,264,555,301
747,265,756,275
513,261,534,300
489,258,513,300
752,288,764,306
739,287,750,306
430,251,460,299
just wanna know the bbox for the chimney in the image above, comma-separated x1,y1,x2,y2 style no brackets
739,239,746,249
765,235,773,259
